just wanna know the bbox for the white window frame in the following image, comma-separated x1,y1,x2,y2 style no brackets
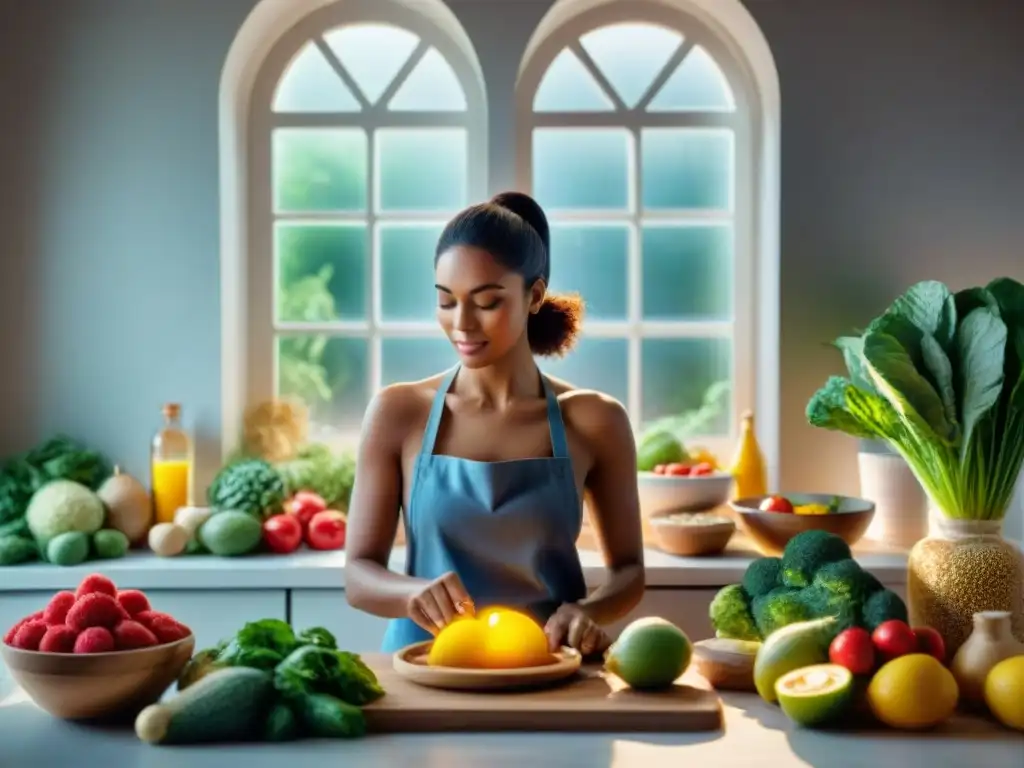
219,0,487,464
517,0,780,481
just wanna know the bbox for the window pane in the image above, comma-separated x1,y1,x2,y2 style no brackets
641,128,732,211
273,41,361,113
539,338,628,406
381,336,454,386
388,48,467,111
379,223,444,322
376,128,467,212
533,48,615,112
579,23,682,108
276,335,369,434
642,225,732,321
548,224,629,321
323,23,419,105
273,128,367,212
641,338,732,435
276,223,368,322
533,129,631,211
647,46,736,113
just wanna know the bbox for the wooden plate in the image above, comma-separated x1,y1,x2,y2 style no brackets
393,641,582,691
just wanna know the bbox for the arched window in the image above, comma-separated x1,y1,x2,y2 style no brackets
517,0,779,472
222,0,486,450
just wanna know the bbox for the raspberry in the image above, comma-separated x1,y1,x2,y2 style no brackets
66,593,126,631
148,615,191,644
43,591,78,625
4,618,29,646
11,620,49,651
116,589,151,617
73,626,115,654
38,625,78,653
75,574,118,600
113,620,158,650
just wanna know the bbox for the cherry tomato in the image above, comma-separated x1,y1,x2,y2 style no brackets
262,514,303,554
285,491,328,530
690,462,715,476
306,510,347,551
666,463,692,476
759,495,794,514
653,464,667,475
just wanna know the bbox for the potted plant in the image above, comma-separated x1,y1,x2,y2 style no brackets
805,278,1024,658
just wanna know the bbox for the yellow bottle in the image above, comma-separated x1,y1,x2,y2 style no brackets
730,410,768,499
151,403,193,524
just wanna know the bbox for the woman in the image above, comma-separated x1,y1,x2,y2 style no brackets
345,191,645,657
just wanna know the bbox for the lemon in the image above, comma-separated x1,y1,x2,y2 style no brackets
867,653,958,729
427,617,489,668
480,608,552,668
984,655,1024,731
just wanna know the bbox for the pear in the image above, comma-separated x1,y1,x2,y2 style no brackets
97,466,152,546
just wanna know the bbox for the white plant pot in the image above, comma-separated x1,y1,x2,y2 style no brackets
857,450,928,548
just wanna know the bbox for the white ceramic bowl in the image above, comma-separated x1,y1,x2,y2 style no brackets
637,471,735,516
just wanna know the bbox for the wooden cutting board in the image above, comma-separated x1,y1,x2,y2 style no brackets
361,654,723,733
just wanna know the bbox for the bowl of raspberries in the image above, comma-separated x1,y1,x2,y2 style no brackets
1,573,194,720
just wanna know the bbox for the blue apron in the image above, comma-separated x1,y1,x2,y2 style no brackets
380,364,588,652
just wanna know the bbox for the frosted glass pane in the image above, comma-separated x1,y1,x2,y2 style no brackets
388,47,466,111
272,128,367,212
381,337,455,386
275,223,368,322
579,23,682,108
538,338,628,406
548,225,629,321
273,42,361,113
641,338,731,434
277,335,368,434
533,48,615,112
641,129,732,210
379,223,444,322
648,45,735,112
377,128,467,212
533,129,630,211
642,225,732,321
324,23,419,104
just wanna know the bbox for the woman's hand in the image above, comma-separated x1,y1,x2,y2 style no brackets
406,571,475,635
544,603,611,658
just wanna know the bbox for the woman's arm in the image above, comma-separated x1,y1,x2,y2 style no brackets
573,396,646,624
344,387,431,618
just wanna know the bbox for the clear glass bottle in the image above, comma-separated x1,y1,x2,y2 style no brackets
150,403,194,525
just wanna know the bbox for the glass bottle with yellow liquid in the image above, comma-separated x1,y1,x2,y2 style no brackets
151,403,193,525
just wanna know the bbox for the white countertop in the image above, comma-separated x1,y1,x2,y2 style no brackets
0,539,910,591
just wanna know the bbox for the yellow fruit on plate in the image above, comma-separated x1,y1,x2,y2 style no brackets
984,655,1024,731
867,653,958,730
427,617,489,668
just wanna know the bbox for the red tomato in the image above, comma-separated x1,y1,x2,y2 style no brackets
262,514,303,554
285,491,327,529
690,462,714,476
912,626,946,664
306,510,347,551
759,495,794,514
665,463,692,476
653,464,667,475
872,620,918,662
829,627,876,676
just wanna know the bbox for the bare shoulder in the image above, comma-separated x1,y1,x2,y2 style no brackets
547,375,634,447
361,372,449,446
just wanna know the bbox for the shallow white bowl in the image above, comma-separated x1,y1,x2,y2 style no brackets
637,471,734,516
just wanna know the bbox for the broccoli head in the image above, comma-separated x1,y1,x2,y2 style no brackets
811,558,880,604
742,556,783,599
752,587,813,637
800,585,859,638
780,530,852,588
861,588,908,630
709,584,761,641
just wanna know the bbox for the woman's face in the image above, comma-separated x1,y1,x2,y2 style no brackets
434,245,544,368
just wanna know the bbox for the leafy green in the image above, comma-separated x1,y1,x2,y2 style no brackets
274,646,384,707
275,444,355,511
296,627,338,649
207,459,287,518
807,277,1024,521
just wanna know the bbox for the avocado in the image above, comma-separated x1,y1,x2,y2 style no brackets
198,510,263,557
46,531,91,566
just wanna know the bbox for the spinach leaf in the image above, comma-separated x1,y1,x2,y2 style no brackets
236,619,299,657
296,627,337,649
274,646,384,707
920,332,959,437
956,307,1007,454
832,337,877,394
806,376,880,438
986,277,1024,408
217,640,285,671
887,280,957,349
863,330,955,443
955,286,1001,321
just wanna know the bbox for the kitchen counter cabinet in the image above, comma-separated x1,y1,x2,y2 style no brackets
0,684,1019,768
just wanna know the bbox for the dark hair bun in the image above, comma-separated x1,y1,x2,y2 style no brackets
528,292,585,358
490,192,550,253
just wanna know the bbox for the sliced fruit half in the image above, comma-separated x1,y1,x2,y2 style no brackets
775,663,854,727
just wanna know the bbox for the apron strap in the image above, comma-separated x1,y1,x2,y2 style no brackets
540,374,570,460
421,365,460,457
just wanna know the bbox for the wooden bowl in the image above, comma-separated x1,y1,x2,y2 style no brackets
1,634,195,720
649,513,736,556
637,471,734,516
730,494,875,555
393,640,582,691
